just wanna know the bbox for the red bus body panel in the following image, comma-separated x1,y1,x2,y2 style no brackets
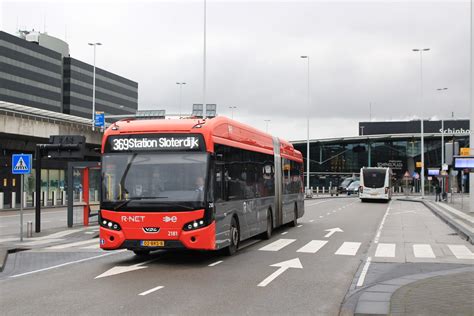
100,209,216,250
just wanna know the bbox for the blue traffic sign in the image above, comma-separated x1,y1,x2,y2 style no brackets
12,154,32,175
95,111,105,127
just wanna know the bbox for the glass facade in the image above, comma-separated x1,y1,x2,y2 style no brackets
294,135,470,192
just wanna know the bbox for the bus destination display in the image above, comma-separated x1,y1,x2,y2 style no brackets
105,134,204,152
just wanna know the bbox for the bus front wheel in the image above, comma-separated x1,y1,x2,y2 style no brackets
133,249,150,257
225,217,240,256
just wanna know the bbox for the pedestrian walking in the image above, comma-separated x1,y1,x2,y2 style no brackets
435,183,442,202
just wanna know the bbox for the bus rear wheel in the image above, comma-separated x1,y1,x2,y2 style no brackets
225,217,240,256
261,209,273,240
289,204,298,227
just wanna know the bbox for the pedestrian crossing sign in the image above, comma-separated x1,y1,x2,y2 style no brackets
12,154,32,174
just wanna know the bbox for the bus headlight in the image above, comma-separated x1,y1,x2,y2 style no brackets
100,218,122,231
183,219,206,231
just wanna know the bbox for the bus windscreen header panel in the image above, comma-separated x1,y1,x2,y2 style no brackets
104,134,205,153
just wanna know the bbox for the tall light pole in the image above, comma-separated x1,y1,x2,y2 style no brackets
413,48,430,198
437,87,448,193
301,55,311,194
229,106,237,119
176,82,186,116
264,119,271,133
203,0,207,117
88,42,102,131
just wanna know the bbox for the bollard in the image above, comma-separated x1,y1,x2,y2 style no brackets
23,191,27,208
0,192,3,209
52,190,57,206
27,221,33,238
33,191,36,207
42,191,48,207
12,192,16,209
79,191,83,203
94,190,98,202
61,191,66,205
322,187,325,194
316,187,319,195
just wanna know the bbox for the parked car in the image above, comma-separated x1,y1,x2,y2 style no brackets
338,177,358,194
347,180,360,195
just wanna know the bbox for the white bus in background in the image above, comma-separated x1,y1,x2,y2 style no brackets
359,167,392,202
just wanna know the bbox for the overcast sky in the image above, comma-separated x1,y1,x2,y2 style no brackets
1,0,471,140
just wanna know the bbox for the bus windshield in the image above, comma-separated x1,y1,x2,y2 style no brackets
102,152,208,211
363,169,386,188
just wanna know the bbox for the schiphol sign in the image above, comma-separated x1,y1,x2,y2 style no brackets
439,128,471,135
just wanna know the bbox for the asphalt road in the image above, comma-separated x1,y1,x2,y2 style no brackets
1,197,395,315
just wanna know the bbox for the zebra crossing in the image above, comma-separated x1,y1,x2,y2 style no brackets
257,238,474,261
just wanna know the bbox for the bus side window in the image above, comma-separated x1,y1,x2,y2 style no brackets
214,161,225,202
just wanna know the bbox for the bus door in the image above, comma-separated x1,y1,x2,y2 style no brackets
273,137,283,227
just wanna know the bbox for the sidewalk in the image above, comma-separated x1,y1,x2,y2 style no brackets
397,194,474,244
349,267,474,315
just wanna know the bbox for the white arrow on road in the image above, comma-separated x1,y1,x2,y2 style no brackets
324,227,343,238
257,258,303,287
95,259,155,279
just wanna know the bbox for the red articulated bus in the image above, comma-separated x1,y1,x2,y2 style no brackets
99,116,304,256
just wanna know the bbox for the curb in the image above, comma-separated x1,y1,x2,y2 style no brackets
342,266,474,316
397,198,474,244
0,247,30,272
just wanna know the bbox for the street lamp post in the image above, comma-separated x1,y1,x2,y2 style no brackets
203,0,207,118
300,56,311,196
229,106,237,119
88,42,102,131
264,119,271,133
413,48,430,198
437,88,448,194
176,82,186,116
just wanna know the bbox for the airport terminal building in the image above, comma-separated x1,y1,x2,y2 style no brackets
0,30,138,208
292,120,470,191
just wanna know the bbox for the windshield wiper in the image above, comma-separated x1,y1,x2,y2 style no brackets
118,153,137,196
113,196,167,211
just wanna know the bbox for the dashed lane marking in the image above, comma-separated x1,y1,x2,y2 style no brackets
335,242,361,256
297,224,303,228
448,245,474,260
208,260,223,267
259,239,296,251
413,244,435,258
138,286,164,296
296,240,328,254
375,243,396,257
281,232,288,235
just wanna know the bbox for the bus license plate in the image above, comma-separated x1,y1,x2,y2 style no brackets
141,240,164,247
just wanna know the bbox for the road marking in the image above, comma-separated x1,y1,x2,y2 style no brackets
10,250,126,278
95,258,156,279
319,216,323,218
281,232,288,235
309,220,314,223
48,239,98,249
374,201,392,244
258,258,303,287
324,227,343,238
375,243,396,257
22,238,65,246
296,240,328,253
306,200,332,207
448,245,474,260
84,231,95,235
81,243,101,249
413,244,435,258
356,257,372,287
208,260,223,267
259,239,296,251
326,212,331,215
335,242,361,256
297,224,303,228
138,286,164,296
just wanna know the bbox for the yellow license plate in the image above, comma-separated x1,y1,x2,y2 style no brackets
141,240,164,247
